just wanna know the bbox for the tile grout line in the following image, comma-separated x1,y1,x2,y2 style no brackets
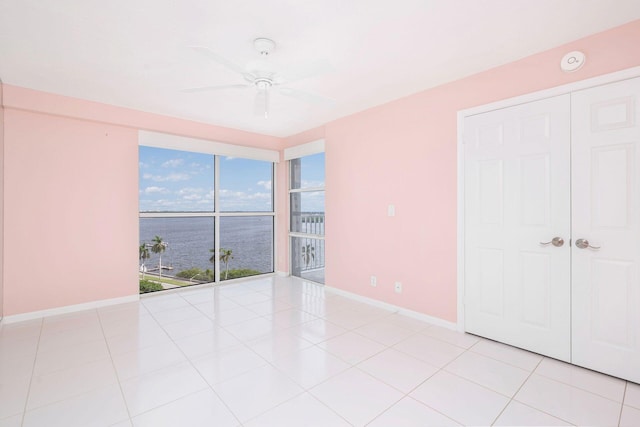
401,339,480,425
19,311,133,421
120,293,223,422
488,357,577,426
19,317,44,427
96,307,134,425
357,330,472,426
200,283,406,425
14,277,631,426
488,355,545,426
618,382,628,427
186,284,347,425
170,291,245,427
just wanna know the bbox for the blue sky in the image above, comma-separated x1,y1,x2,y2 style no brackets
294,152,325,189
139,146,325,212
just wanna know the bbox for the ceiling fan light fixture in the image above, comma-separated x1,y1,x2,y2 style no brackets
255,77,272,91
254,38,276,56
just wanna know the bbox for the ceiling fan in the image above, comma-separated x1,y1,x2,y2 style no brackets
184,38,332,118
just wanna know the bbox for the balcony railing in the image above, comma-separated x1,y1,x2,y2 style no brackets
291,213,325,283
300,212,325,236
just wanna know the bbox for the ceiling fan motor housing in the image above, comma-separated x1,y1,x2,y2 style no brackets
255,77,272,90
254,38,275,55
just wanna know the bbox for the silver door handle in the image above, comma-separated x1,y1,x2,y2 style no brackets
575,238,600,250
540,237,564,247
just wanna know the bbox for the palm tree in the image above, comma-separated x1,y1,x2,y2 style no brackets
219,248,234,280
302,243,315,268
151,235,167,277
139,244,150,279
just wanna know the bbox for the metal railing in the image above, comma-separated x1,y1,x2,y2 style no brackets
302,213,325,235
292,213,325,274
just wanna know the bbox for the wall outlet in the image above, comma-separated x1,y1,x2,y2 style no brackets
370,275,377,287
394,281,402,293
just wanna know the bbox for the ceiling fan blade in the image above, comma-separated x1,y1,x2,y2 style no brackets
278,59,334,84
182,84,250,93
189,46,254,79
254,90,270,119
277,87,334,105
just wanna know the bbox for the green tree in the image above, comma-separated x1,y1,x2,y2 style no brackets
151,235,167,277
219,248,234,280
226,268,261,279
139,279,163,293
302,243,315,268
139,244,150,279
176,267,214,282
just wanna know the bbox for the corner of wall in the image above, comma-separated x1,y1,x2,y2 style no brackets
0,78,5,321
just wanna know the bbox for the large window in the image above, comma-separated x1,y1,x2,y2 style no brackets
139,145,275,293
219,156,274,280
289,151,325,283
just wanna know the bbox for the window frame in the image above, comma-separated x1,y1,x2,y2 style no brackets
286,140,325,282
138,131,278,288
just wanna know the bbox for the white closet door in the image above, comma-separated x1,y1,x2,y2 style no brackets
571,77,640,383
464,95,571,361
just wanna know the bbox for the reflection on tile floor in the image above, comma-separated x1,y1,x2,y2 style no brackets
1,276,639,426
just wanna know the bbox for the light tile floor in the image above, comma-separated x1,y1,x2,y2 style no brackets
1,276,639,426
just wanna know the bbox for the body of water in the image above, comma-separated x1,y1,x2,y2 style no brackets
139,216,274,277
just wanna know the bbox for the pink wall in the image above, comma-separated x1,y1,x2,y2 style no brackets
4,86,284,150
286,19,640,322
0,81,4,319
4,110,139,314
1,87,284,317
2,19,640,320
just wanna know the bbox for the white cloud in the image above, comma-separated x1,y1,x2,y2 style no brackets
218,189,272,210
257,180,272,190
144,186,168,194
301,180,325,188
177,187,205,195
162,158,185,168
189,162,211,170
144,173,190,182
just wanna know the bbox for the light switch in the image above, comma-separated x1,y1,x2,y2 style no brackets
387,204,395,217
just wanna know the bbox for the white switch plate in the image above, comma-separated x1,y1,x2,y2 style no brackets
388,204,395,217
370,276,377,287
394,282,402,293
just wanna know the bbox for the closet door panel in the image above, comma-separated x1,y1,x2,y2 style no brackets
571,76,640,383
464,95,571,360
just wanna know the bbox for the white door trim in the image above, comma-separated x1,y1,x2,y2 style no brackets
456,66,640,332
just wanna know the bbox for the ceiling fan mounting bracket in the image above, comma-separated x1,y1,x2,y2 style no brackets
254,38,276,56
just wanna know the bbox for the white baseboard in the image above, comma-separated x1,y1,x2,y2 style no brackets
276,271,289,277
324,286,457,331
1,294,140,324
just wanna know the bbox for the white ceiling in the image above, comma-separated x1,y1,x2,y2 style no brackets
2,0,640,137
